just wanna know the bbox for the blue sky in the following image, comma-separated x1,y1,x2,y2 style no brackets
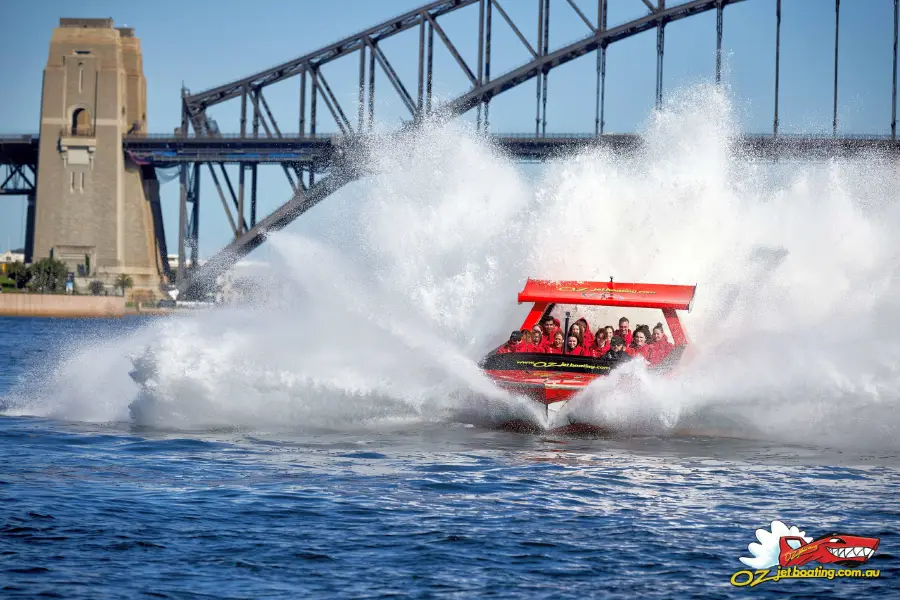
1,0,898,256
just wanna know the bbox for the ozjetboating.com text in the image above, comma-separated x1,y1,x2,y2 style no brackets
730,566,881,587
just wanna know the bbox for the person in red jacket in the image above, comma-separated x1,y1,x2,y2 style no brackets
604,326,616,348
497,330,523,354
540,315,559,347
626,328,652,360
565,334,592,355
530,325,546,352
591,327,612,357
617,317,633,347
544,330,565,354
516,329,538,352
647,322,674,366
566,323,584,349
574,317,593,348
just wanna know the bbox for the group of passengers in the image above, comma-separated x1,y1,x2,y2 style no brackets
497,315,675,366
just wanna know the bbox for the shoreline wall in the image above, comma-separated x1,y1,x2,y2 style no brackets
0,294,125,318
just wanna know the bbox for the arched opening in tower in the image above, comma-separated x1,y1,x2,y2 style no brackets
72,107,92,136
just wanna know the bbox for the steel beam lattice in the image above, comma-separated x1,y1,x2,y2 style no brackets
115,0,897,298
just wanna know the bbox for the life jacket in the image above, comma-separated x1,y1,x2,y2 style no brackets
647,339,674,365
544,345,563,354
591,342,611,358
617,328,633,347
497,343,517,354
566,345,591,356
541,326,559,347
627,344,652,360
516,340,539,353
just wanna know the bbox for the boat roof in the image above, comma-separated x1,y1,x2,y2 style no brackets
517,279,696,311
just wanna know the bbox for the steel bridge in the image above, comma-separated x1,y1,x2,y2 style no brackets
3,0,900,297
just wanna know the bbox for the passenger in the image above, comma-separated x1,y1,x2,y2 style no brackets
516,329,537,352
531,325,546,352
497,330,523,354
574,318,593,348
627,328,651,360
601,336,631,364
544,331,565,354
604,325,615,345
566,324,584,349
566,334,591,356
617,317,633,347
647,322,674,366
591,328,611,357
540,315,559,346
567,322,581,342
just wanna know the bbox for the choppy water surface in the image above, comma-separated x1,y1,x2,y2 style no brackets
3,87,900,597
3,390,898,597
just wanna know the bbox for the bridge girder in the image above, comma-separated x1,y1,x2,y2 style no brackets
174,0,900,299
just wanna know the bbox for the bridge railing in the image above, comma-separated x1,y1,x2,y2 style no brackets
124,132,900,141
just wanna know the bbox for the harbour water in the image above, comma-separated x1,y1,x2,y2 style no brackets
3,88,900,597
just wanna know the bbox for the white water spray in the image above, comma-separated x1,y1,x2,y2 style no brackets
740,521,813,569
4,84,900,449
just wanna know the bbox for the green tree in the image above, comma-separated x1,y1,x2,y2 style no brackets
114,273,134,296
88,279,104,295
7,261,32,289
30,257,68,293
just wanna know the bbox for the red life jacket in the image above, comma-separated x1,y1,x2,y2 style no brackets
544,345,563,354
618,328,633,347
541,327,559,348
647,340,674,365
627,344,651,360
567,345,591,356
591,342,611,358
516,340,539,353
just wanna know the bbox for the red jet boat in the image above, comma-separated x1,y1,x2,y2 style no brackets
479,278,696,432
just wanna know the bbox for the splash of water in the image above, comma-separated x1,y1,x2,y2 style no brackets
5,83,900,449
740,521,812,569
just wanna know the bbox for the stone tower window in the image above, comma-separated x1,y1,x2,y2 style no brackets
72,107,91,136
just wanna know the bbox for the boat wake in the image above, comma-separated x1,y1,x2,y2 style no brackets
4,84,900,451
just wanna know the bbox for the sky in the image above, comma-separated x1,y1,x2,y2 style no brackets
1,0,898,256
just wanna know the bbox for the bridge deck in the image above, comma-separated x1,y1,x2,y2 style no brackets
0,135,40,167
3,134,898,169
0,134,900,167
123,134,900,165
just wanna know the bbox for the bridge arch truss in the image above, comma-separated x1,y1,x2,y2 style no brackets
171,0,900,297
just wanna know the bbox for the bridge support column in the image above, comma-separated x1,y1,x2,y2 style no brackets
894,0,898,140
833,0,840,137
716,1,723,84
774,0,781,137
24,194,35,264
34,19,164,297
656,18,665,110
190,162,200,270
484,0,491,130
596,0,607,135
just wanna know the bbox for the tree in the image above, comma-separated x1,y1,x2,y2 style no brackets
88,279,104,295
114,273,134,296
84,253,91,277
30,257,68,293
7,261,32,289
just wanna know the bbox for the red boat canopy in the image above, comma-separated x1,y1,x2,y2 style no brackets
517,279,697,311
